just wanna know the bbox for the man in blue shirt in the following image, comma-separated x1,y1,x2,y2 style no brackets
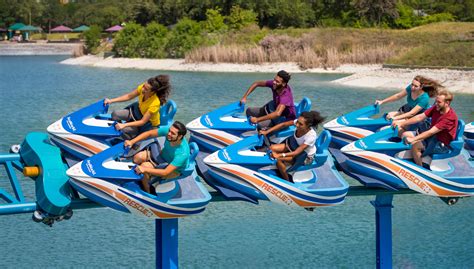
125,121,190,194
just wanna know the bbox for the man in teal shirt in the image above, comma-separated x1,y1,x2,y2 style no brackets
125,121,190,194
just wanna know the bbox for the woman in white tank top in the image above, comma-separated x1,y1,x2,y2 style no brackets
260,111,325,182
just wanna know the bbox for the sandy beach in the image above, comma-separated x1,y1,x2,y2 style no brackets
60,55,474,94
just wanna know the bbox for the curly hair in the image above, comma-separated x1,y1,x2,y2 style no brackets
300,111,326,128
147,74,171,104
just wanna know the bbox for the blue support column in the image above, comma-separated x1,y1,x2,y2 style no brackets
156,218,179,269
371,194,393,269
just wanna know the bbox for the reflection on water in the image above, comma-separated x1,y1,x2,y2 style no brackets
0,56,473,268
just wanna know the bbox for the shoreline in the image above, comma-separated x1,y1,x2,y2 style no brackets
61,55,474,94
0,42,82,56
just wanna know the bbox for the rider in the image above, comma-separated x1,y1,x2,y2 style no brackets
260,111,325,182
124,121,189,194
375,75,440,131
240,70,296,128
104,75,171,140
394,89,458,166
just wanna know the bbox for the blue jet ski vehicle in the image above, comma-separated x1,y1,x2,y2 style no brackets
47,99,177,163
186,98,311,188
66,140,211,219
187,98,311,153
340,121,474,204
202,132,349,207
324,104,391,150
464,122,474,157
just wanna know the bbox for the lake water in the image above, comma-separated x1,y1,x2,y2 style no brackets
0,56,473,268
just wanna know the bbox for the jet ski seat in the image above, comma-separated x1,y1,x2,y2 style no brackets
160,100,177,128
151,142,199,185
432,120,465,160
295,97,311,117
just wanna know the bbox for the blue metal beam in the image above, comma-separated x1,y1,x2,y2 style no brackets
4,161,25,202
156,219,179,269
371,194,394,269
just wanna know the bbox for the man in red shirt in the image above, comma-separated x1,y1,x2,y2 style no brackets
394,90,458,166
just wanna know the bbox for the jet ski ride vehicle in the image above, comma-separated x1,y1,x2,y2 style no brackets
186,98,311,153
186,98,311,184
202,132,349,207
66,140,211,219
464,122,474,157
47,99,177,162
324,104,391,150
340,121,474,204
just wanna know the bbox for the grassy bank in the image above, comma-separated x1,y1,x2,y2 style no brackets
185,22,474,68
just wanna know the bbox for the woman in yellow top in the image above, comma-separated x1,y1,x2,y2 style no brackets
104,75,171,140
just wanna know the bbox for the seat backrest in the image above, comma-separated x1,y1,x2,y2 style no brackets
160,100,177,127
295,97,312,117
314,130,331,164
187,142,199,168
177,142,198,177
432,119,465,160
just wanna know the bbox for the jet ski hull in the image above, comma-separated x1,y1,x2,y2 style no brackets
341,125,474,197
202,133,349,208
66,141,211,219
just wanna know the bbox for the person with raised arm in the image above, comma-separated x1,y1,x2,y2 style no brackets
241,70,296,128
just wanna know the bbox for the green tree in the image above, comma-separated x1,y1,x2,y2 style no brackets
41,0,67,32
166,18,203,58
394,3,419,28
113,23,146,57
353,0,399,26
143,22,168,58
204,8,227,33
129,0,158,26
226,6,257,30
83,25,102,53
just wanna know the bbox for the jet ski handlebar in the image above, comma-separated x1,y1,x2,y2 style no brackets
337,104,390,127
354,126,411,151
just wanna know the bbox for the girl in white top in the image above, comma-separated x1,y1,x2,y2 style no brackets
260,111,325,182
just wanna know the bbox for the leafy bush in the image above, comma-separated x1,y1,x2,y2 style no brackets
226,6,257,30
203,8,227,33
83,25,102,53
420,13,455,25
394,4,419,29
113,23,146,58
166,18,204,58
143,22,169,58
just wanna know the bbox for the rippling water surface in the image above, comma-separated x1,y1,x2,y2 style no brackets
0,56,473,268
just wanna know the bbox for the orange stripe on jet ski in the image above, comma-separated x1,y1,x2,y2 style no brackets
202,132,235,145
424,182,467,197
150,209,185,219
290,197,326,207
358,154,401,173
87,181,128,201
221,168,264,187
67,138,102,154
222,168,327,207
341,130,365,139
87,181,187,218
